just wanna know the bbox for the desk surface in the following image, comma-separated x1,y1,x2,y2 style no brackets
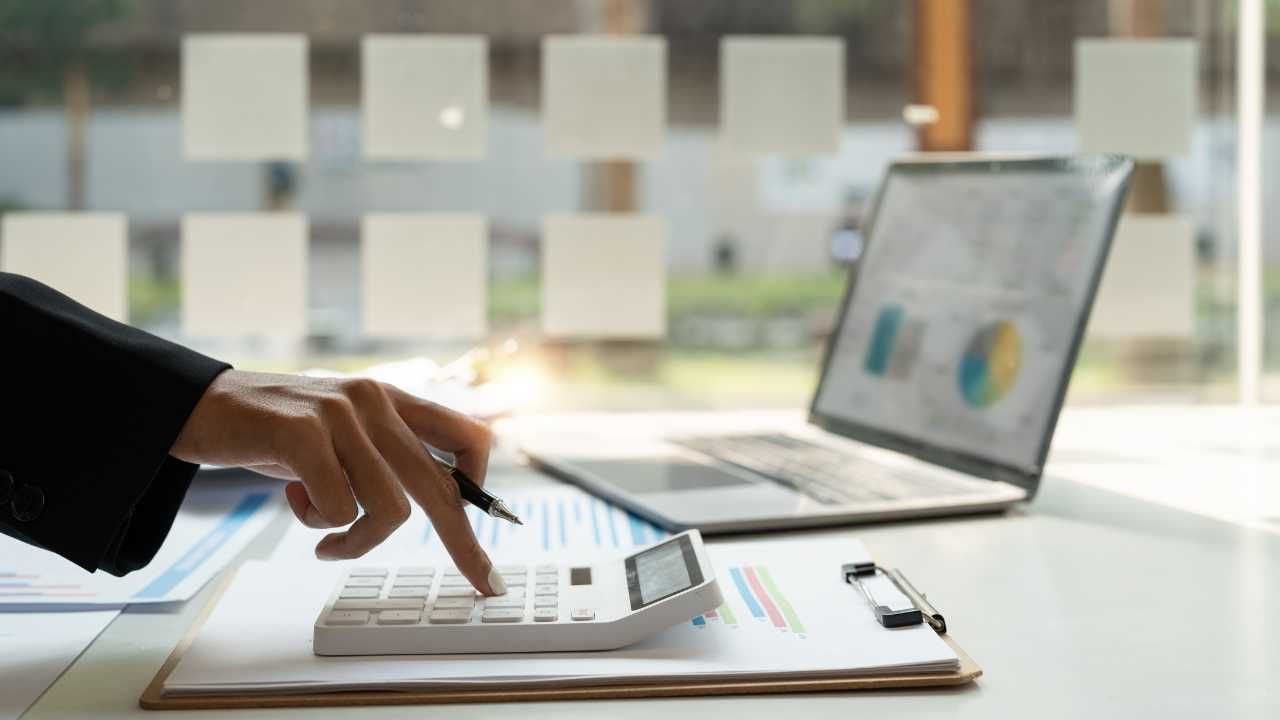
25,410,1280,719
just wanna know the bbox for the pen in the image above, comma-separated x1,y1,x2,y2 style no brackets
431,452,524,526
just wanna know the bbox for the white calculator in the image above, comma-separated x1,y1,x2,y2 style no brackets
313,530,721,655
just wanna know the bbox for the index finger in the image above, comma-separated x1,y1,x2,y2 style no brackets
385,386,493,487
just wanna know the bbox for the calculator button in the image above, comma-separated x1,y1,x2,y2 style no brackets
481,608,524,623
334,599,422,611
388,587,430,599
437,586,479,598
497,565,526,574
394,575,433,585
534,585,558,596
535,573,558,585
398,566,435,576
439,576,474,587
433,596,476,610
571,608,595,621
535,564,557,574
484,596,525,609
428,609,473,624
533,596,557,608
343,576,385,588
533,608,558,622
339,587,380,599
377,610,422,625
326,610,370,625
349,568,387,577
503,575,528,586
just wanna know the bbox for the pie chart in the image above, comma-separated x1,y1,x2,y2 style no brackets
958,321,1022,408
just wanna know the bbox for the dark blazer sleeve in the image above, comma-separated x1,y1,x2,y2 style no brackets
0,273,230,576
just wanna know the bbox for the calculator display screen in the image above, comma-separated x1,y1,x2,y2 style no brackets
625,535,704,611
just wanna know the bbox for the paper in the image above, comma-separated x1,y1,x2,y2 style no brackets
1088,214,1194,340
542,36,665,158
182,34,308,160
1074,38,1197,159
362,35,487,159
181,213,308,337
270,484,667,566
166,536,956,695
721,37,844,155
0,609,119,720
0,213,128,322
361,213,487,338
541,213,666,339
0,477,280,608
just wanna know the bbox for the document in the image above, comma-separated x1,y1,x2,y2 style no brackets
0,609,119,720
165,535,958,695
270,483,668,566
0,477,280,608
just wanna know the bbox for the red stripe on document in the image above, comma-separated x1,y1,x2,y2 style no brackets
743,566,786,628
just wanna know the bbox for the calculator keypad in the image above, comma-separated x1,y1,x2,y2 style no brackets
325,565,594,628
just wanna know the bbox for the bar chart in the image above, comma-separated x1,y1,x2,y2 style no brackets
692,564,805,636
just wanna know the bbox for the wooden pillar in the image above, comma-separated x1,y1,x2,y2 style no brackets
1110,0,1170,214
592,0,641,213
912,0,975,152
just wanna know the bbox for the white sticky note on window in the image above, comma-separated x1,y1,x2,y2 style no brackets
721,37,844,155
543,36,665,159
182,34,308,160
1075,39,1197,160
1089,215,1194,340
361,214,487,338
181,213,307,336
542,214,665,339
0,213,128,322
362,35,487,160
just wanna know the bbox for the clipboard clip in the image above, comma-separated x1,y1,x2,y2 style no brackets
842,562,947,634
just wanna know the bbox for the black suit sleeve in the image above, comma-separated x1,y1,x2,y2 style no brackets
0,273,231,576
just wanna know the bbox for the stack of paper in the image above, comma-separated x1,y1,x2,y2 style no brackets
164,534,958,695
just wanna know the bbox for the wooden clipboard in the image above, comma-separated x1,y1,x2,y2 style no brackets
141,569,982,710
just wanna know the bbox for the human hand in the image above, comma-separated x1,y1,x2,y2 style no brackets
171,369,504,595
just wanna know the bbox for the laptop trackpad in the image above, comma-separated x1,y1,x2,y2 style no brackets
567,460,752,494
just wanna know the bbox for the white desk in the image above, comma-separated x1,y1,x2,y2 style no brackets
23,409,1280,719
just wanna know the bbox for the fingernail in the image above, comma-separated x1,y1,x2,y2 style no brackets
487,567,507,596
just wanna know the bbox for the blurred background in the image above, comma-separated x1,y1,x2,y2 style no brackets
0,0,1275,413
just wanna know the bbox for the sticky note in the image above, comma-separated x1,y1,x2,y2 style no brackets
543,36,665,158
1075,39,1197,159
721,37,844,155
182,34,308,160
542,214,665,339
0,213,128,321
362,35,487,160
1089,215,1194,340
181,213,307,336
361,214,487,338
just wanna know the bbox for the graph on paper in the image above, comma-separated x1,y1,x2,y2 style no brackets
0,484,279,606
692,564,806,636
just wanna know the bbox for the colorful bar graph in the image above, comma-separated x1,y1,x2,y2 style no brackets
726,564,804,634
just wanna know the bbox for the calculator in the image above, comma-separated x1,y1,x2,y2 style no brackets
313,530,721,655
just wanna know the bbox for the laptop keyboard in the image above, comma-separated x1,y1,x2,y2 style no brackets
673,434,985,505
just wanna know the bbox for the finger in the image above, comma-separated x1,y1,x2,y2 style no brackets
385,386,493,488
282,425,358,527
243,463,297,480
314,403,411,560
284,481,342,529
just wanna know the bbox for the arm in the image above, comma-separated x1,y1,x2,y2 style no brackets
0,272,229,575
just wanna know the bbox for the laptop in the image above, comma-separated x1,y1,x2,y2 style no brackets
522,155,1134,533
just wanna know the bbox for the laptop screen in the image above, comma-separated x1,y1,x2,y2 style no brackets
811,156,1131,478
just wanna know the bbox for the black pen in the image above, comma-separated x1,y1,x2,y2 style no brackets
431,453,523,526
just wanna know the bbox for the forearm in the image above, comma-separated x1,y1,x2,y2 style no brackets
0,273,229,575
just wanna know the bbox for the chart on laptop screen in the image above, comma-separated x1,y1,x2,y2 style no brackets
815,163,1122,472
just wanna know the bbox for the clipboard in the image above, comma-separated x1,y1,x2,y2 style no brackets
140,568,982,710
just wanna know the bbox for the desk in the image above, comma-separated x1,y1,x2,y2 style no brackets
24,409,1280,719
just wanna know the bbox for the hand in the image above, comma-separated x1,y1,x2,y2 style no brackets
171,369,505,595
